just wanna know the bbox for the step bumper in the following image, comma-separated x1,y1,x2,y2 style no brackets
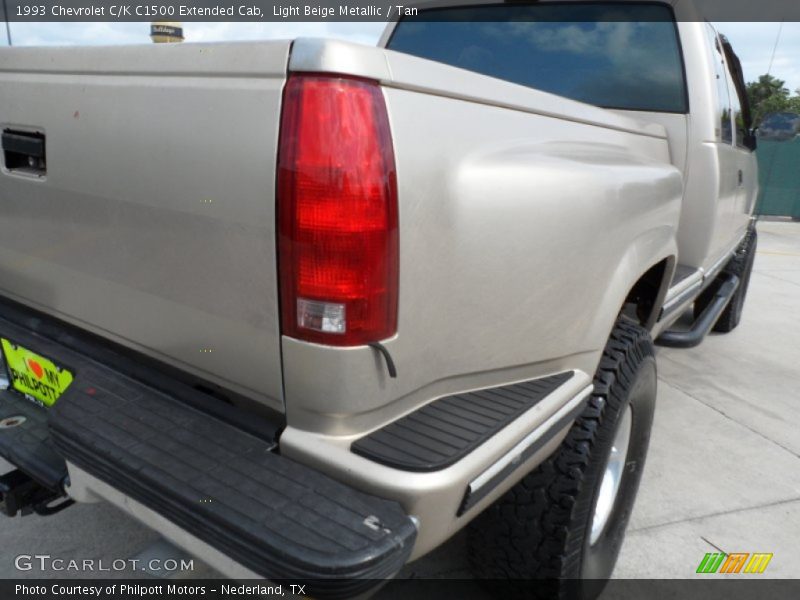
0,302,416,597
48,384,417,596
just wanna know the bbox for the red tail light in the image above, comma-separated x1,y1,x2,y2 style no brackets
277,74,399,346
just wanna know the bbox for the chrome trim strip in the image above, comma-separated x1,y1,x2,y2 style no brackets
703,251,732,285
662,278,703,316
703,229,748,284
662,229,748,318
664,269,703,303
460,385,593,514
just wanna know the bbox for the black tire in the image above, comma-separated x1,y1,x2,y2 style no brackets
467,319,657,600
694,226,757,333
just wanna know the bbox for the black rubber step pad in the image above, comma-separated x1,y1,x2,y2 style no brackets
48,375,416,596
352,372,573,471
0,389,66,490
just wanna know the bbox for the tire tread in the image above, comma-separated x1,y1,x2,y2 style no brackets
467,320,655,592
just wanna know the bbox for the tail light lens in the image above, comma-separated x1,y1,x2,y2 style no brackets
277,74,399,346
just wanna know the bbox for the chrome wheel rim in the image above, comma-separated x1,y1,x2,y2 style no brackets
590,405,633,545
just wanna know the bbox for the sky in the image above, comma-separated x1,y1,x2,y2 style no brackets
2,21,799,94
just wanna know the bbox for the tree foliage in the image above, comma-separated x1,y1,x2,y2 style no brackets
746,74,800,126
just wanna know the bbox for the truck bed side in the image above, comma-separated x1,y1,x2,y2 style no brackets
0,41,291,414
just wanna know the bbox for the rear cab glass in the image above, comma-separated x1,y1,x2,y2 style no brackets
704,24,733,144
387,2,688,113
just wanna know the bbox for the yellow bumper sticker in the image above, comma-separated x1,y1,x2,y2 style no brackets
1,338,74,407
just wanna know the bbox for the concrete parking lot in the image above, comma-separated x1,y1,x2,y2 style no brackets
1,220,799,585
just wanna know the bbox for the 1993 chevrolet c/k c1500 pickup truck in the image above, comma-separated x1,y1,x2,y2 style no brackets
0,0,758,597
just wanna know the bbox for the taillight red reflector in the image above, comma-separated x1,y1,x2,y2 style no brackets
277,74,398,346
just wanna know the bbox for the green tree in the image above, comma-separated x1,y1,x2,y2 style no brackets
746,74,793,125
788,90,800,114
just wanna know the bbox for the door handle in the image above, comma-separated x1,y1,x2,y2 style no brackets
738,169,743,187
2,129,46,175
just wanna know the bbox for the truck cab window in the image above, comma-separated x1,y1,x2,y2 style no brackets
723,55,747,148
388,3,687,113
719,35,756,151
728,73,746,148
705,24,733,144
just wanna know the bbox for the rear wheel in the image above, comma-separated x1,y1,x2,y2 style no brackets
694,225,757,333
467,319,656,599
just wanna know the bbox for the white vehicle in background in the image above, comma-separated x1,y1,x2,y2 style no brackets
0,1,757,597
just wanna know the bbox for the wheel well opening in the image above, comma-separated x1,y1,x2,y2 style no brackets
624,258,673,330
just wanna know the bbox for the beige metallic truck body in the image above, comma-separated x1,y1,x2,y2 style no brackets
0,0,756,581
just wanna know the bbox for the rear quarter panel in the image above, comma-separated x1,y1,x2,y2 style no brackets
280,42,682,556
281,42,683,435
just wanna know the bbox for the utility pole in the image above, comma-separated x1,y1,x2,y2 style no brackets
767,21,784,77
2,0,12,46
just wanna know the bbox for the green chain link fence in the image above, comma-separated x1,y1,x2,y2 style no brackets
756,113,800,218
